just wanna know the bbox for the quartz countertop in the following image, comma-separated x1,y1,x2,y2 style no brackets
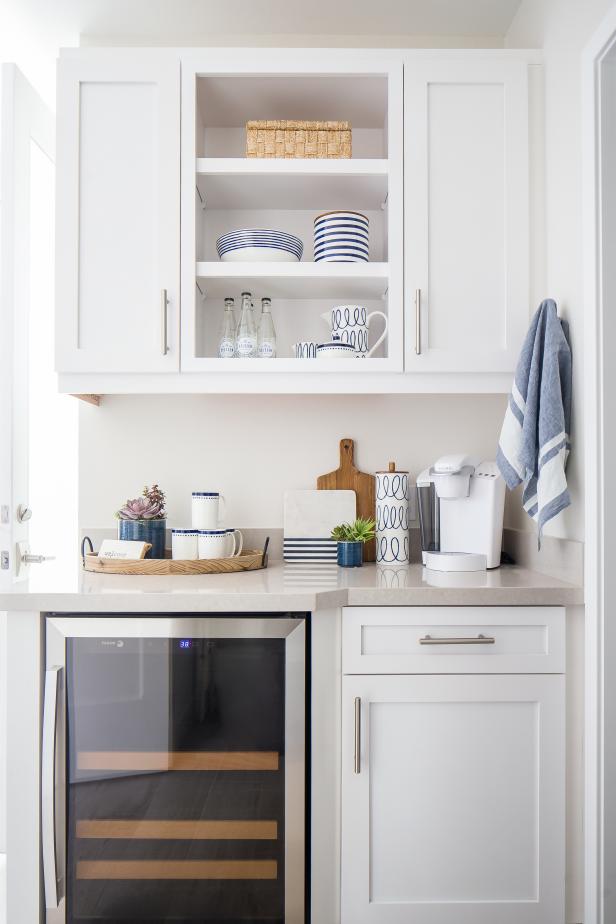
0,562,583,613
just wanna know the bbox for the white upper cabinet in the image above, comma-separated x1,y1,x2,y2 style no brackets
404,57,530,372
53,49,539,393
55,53,180,373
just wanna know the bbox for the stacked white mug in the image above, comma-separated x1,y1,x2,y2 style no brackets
375,462,410,564
171,492,243,560
192,492,225,529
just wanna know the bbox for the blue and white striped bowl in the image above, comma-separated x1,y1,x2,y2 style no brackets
314,228,369,245
314,243,370,263
314,233,369,250
315,225,369,239
314,211,370,263
217,229,303,250
315,218,369,232
315,216,369,233
217,228,303,263
315,250,370,263
315,210,369,225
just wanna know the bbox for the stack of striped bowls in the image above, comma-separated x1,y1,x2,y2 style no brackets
313,211,370,263
216,228,303,262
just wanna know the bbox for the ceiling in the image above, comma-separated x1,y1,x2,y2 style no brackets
3,0,524,43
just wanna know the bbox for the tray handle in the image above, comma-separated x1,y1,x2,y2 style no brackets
81,535,94,565
262,536,270,567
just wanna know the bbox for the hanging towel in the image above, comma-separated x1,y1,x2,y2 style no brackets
496,299,572,545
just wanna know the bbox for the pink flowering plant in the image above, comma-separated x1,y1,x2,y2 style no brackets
116,484,167,521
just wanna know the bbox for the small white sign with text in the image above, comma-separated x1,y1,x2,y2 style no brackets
99,539,151,560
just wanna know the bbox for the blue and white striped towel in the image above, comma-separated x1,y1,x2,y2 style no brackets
497,299,572,545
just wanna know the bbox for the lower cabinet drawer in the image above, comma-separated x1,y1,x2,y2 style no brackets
342,606,565,674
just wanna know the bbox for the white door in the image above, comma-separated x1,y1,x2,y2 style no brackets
404,57,530,372
0,62,60,924
0,64,57,587
55,52,180,373
341,674,564,924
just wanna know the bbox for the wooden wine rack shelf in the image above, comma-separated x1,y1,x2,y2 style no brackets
76,859,278,880
77,750,279,772
76,819,278,840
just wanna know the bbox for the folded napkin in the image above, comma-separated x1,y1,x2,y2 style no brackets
497,299,572,545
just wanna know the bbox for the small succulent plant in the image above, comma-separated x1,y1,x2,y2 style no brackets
331,517,376,543
116,484,167,520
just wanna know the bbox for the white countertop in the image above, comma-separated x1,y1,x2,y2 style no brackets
0,562,583,612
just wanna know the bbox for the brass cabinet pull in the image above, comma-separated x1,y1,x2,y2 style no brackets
415,288,421,355
419,633,495,645
354,697,361,774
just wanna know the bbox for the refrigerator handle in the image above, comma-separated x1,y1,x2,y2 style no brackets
42,666,63,909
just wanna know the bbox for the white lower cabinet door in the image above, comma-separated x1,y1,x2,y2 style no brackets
341,674,564,924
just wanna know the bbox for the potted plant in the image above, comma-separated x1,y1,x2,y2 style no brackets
331,517,376,568
116,484,167,559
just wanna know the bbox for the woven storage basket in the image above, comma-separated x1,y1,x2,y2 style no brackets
246,120,351,158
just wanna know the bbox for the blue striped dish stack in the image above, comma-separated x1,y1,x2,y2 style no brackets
216,228,303,262
314,210,370,263
283,538,338,561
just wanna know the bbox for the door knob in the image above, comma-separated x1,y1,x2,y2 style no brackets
17,504,32,523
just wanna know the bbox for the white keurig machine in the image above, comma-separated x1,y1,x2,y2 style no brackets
416,454,506,571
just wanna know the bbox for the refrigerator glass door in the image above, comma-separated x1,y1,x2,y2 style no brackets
44,616,306,924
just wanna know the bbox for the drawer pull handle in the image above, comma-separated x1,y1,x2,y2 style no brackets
419,633,495,646
353,697,361,775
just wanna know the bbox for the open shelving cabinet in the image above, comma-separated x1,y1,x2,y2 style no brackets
180,51,404,374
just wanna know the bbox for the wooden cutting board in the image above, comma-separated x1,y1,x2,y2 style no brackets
317,438,376,562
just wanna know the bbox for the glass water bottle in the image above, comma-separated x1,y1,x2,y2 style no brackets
235,291,257,358
217,297,236,359
257,297,277,358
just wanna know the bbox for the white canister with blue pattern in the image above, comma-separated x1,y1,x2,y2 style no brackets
376,462,410,564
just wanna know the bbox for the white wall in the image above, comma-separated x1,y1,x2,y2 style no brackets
0,8,77,108
506,0,616,542
79,394,508,529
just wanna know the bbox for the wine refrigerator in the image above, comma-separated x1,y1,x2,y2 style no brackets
43,615,307,924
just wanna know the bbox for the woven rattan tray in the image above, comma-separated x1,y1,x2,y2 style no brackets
83,549,268,576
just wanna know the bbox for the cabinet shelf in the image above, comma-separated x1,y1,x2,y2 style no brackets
196,158,389,210
196,261,389,299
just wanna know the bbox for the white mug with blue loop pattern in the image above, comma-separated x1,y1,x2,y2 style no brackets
322,305,389,358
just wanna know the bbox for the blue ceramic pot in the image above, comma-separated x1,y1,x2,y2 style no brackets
337,540,363,568
118,518,167,559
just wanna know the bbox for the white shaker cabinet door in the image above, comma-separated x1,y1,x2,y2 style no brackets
341,674,564,924
55,53,180,373
404,58,530,372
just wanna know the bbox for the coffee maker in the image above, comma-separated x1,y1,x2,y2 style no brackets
416,454,506,571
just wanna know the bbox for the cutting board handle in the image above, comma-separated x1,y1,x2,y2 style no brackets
339,438,355,472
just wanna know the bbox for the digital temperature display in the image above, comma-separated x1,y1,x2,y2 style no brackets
179,639,193,649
